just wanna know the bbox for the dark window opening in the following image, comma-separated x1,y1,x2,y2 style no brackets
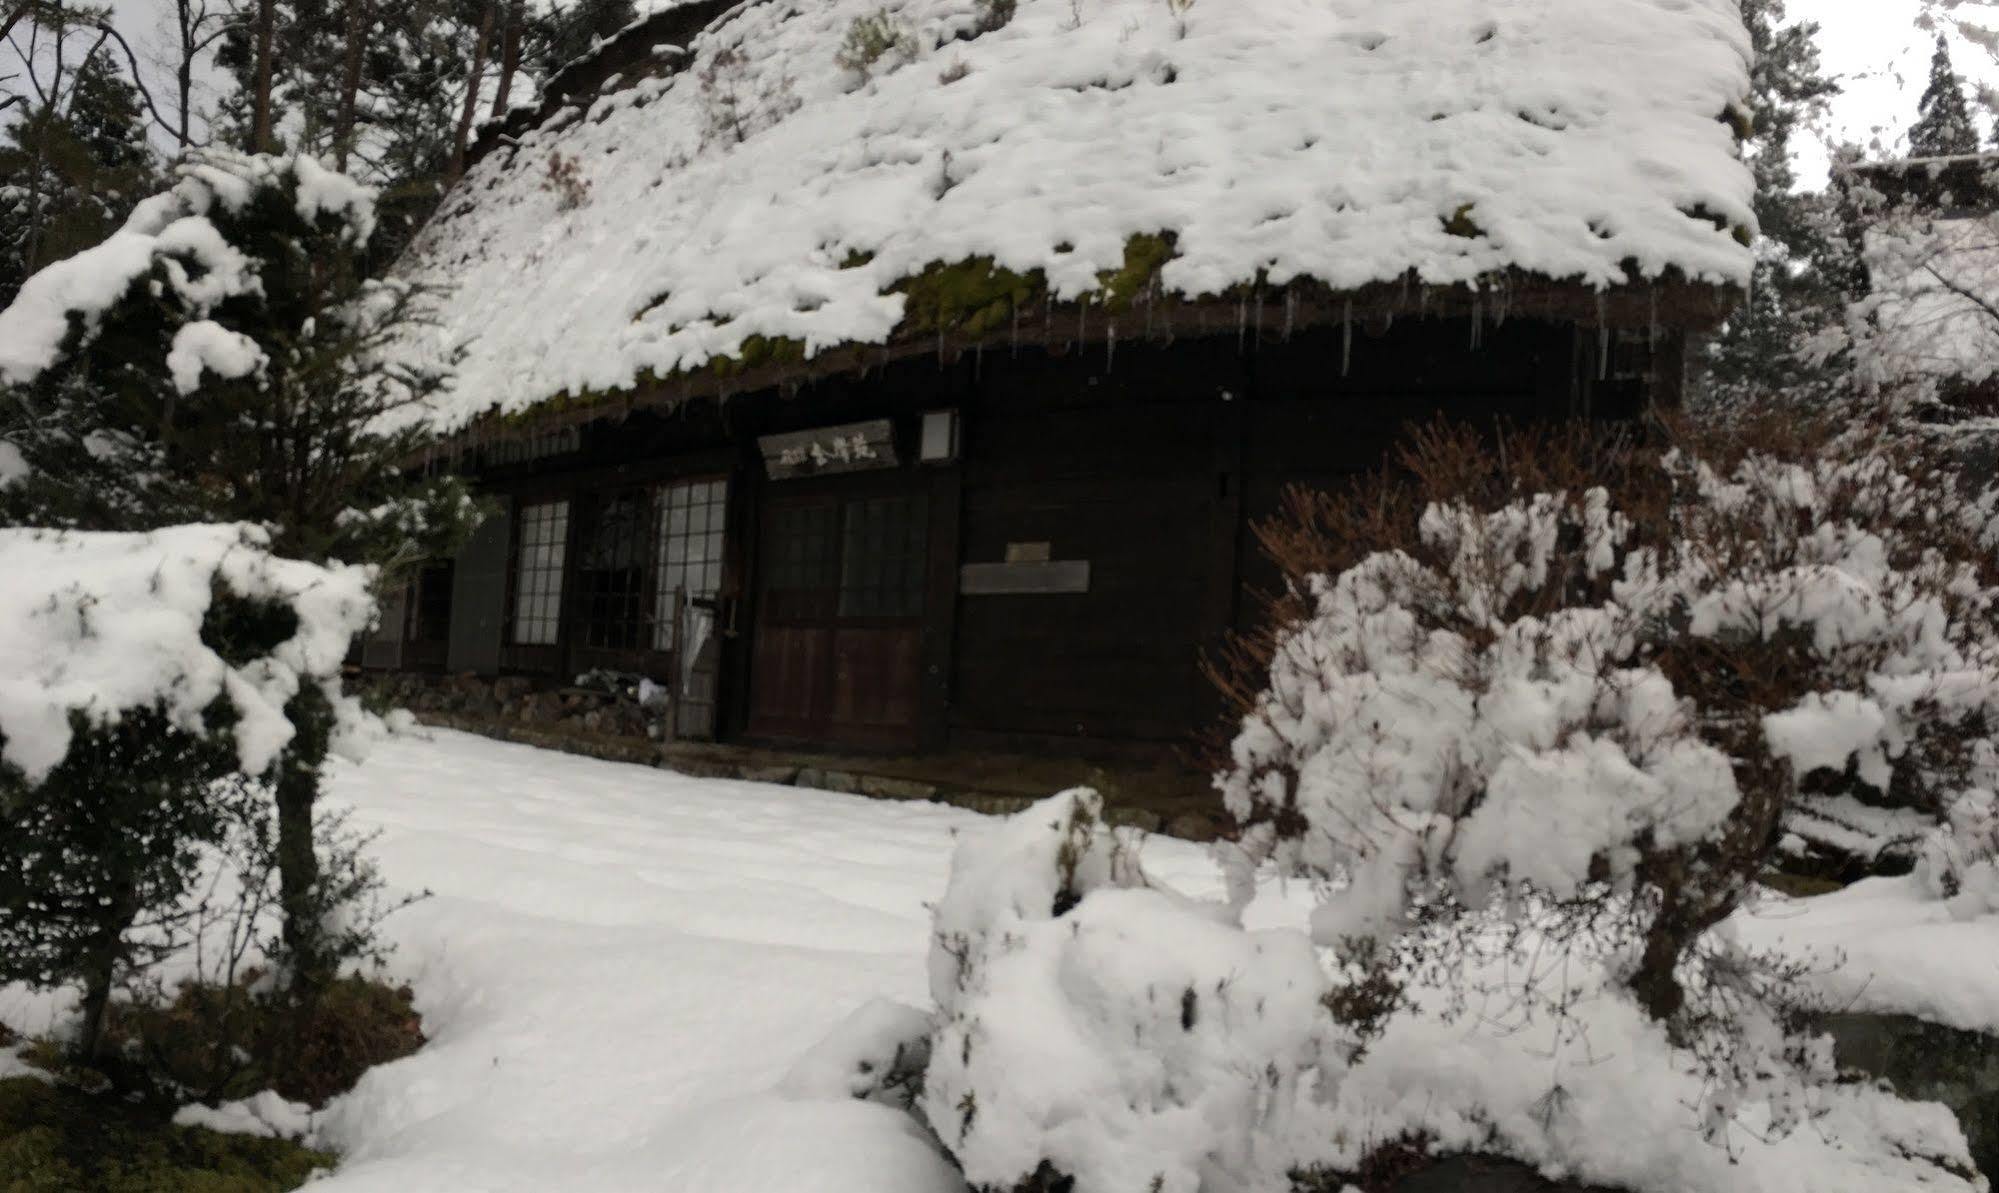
574,490,652,652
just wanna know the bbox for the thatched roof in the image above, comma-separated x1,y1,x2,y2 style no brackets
393,0,1756,433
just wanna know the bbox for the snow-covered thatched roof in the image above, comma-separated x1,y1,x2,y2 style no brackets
398,0,1757,432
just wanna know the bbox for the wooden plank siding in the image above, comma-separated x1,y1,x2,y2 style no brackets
413,315,1659,761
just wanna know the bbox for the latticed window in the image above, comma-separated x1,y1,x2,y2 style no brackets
838,495,928,618
510,499,569,645
574,490,652,651
652,478,729,649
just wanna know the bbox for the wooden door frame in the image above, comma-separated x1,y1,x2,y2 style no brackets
734,460,960,754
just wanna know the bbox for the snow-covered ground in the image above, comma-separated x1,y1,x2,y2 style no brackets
3,727,1992,1190
305,729,1009,1191
184,728,1244,1192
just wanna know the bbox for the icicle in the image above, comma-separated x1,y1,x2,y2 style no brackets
1470,289,1482,350
1253,285,1263,346
1341,299,1353,377
1284,291,1296,340
1237,298,1247,352
1647,287,1659,351
1078,301,1087,350
1107,320,1117,372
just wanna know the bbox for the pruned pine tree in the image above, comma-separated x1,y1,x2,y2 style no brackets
1699,0,1847,410
1910,34,1981,158
0,151,479,995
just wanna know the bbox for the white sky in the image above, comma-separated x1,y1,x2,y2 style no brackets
1789,0,1999,182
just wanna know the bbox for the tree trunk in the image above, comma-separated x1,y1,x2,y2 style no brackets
76,886,138,1066
333,0,369,171
275,685,334,998
251,0,276,153
489,0,524,119
449,0,496,178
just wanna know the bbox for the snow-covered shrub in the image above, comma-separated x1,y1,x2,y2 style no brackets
0,148,480,993
781,998,934,1112
0,524,375,1066
921,790,1342,1193
835,9,920,78
1917,787,1999,919
1214,412,1999,1177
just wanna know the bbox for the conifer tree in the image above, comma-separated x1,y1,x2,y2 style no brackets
1910,34,1980,157
0,47,158,306
0,152,479,995
1700,0,1845,409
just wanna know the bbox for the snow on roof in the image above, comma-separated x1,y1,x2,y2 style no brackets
397,0,1756,430
0,524,375,786
1857,214,1999,388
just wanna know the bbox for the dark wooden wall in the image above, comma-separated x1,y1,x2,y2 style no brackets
443,314,1658,760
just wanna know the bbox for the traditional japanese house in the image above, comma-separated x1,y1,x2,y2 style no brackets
370,0,1755,774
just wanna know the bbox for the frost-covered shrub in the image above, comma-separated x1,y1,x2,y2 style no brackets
780,998,934,1112
922,790,1341,1193
1215,412,1999,1165
0,525,376,1066
1917,787,1999,919
836,9,920,78
919,794,1984,1193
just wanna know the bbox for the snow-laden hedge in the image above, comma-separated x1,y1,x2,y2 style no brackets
0,523,376,786
919,792,1984,1193
917,416,1997,1193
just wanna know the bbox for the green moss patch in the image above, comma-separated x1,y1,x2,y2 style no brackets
893,255,1047,338
103,974,425,1108
0,1076,332,1192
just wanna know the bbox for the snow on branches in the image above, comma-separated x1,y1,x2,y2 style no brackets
922,790,1340,1193
0,151,374,389
1223,419,1998,953
0,523,376,786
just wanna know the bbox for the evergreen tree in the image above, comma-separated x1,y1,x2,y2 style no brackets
0,152,479,995
1700,0,1847,409
0,48,158,307
210,0,487,258
1910,34,1980,157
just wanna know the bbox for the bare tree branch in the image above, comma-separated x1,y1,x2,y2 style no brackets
89,19,196,146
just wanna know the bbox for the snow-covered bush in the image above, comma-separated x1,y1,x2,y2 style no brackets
0,524,375,1065
917,782,1986,1192
921,790,1342,1193
1211,412,1998,1178
0,148,480,992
